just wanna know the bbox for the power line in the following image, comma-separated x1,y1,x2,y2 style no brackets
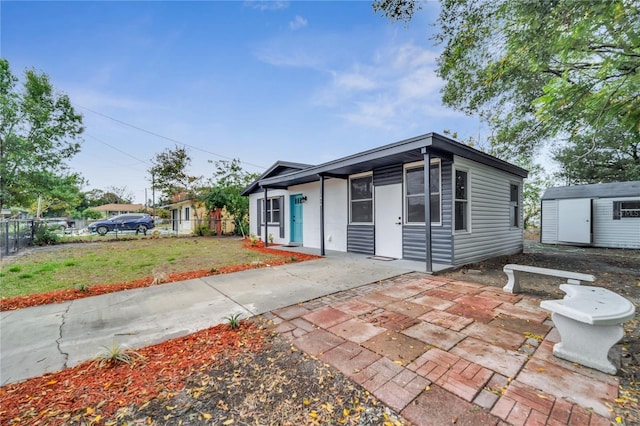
86,133,150,165
75,103,267,170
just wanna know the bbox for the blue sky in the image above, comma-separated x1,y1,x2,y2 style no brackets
2,0,483,204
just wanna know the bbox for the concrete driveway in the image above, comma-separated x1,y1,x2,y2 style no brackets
1,252,424,385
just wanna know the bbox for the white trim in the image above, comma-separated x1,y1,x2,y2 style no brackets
453,166,471,235
403,159,442,226
348,172,374,225
509,181,521,229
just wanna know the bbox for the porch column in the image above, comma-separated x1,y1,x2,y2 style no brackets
263,187,269,247
320,174,325,256
422,149,433,273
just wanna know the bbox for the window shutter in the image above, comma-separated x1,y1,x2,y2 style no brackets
613,201,621,220
256,199,262,235
279,196,285,238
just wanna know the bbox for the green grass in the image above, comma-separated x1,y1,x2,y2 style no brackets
1,237,284,298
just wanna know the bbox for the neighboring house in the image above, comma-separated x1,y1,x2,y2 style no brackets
92,203,146,218
163,199,207,234
241,132,528,272
541,181,640,249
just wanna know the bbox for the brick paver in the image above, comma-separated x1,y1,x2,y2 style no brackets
273,272,622,426
302,306,351,329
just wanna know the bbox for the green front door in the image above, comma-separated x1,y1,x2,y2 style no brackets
290,194,303,243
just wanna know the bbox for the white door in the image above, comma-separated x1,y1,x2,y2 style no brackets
558,198,592,244
375,184,403,258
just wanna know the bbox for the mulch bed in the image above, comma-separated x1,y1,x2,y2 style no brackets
0,321,266,425
0,243,320,311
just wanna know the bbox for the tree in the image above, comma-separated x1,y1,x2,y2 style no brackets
373,0,640,180
149,145,203,220
553,123,640,184
203,159,259,237
0,59,84,212
28,172,85,218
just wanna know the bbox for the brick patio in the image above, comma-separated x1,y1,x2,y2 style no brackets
270,272,620,426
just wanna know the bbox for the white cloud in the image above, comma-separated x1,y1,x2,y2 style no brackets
289,15,308,30
309,42,459,130
244,1,289,11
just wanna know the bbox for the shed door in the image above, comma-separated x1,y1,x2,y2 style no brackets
558,198,592,244
375,184,403,258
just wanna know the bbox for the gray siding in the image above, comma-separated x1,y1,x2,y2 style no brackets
373,164,403,186
401,160,453,265
453,156,523,266
347,225,375,254
540,200,558,243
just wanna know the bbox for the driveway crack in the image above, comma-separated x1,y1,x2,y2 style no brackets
200,278,257,317
56,301,72,368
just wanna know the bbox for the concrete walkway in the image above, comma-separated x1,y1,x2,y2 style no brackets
0,251,424,385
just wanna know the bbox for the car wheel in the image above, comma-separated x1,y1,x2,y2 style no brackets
97,226,108,236
137,225,148,235
59,225,66,231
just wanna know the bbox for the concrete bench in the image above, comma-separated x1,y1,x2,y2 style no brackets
540,284,636,374
502,264,595,294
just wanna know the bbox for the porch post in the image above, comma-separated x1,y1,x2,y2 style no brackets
263,187,269,247
422,149,433,273
320,174,325,256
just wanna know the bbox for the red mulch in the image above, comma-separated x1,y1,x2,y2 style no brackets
0,243,320,311
0,321,267,425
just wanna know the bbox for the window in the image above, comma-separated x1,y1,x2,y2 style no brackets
404,161,441,224
454,170,468,231
614,200,640,219
350,174,373,223
184,207,190,221
260,198,281,224
510,184,519,227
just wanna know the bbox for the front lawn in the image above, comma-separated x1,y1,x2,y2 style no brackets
0,237,284,298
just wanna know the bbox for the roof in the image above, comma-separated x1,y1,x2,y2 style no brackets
92,203,145,212
542,181,640,200
243,132,528,194
240,161,314,196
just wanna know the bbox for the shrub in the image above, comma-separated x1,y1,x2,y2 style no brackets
193,224,213,237
226,313,242,329
34,224,60,246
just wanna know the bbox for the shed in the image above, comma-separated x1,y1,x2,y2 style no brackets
241,132,528,272
541,181,640,249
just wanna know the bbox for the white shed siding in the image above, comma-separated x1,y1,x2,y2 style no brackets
541,200,558,243
593,197,640,249
453,156,523,266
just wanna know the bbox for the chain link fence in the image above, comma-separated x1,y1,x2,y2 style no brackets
1,220,36,258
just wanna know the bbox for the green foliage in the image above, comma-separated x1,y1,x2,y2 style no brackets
225,313,242,329
95,343,142,368
0,59,84,212
553,124,640,184
375,0,640,181
203,159,259,237
33,223,60,246
193,224,213,236
82,208,103,219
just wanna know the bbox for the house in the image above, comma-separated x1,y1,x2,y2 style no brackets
241,132,528,272
92,203,145,218
541,181,640,249
163,196,236,235
163,198,207,235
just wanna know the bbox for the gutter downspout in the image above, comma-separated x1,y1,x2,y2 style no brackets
320,174,325,256
263,187,269,247
422,148,433,273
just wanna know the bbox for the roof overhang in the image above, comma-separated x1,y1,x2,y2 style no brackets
254,133,528,191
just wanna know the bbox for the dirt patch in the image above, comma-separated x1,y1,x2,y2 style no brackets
439,240,640,424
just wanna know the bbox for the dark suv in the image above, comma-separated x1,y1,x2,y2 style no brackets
88,213,155,236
